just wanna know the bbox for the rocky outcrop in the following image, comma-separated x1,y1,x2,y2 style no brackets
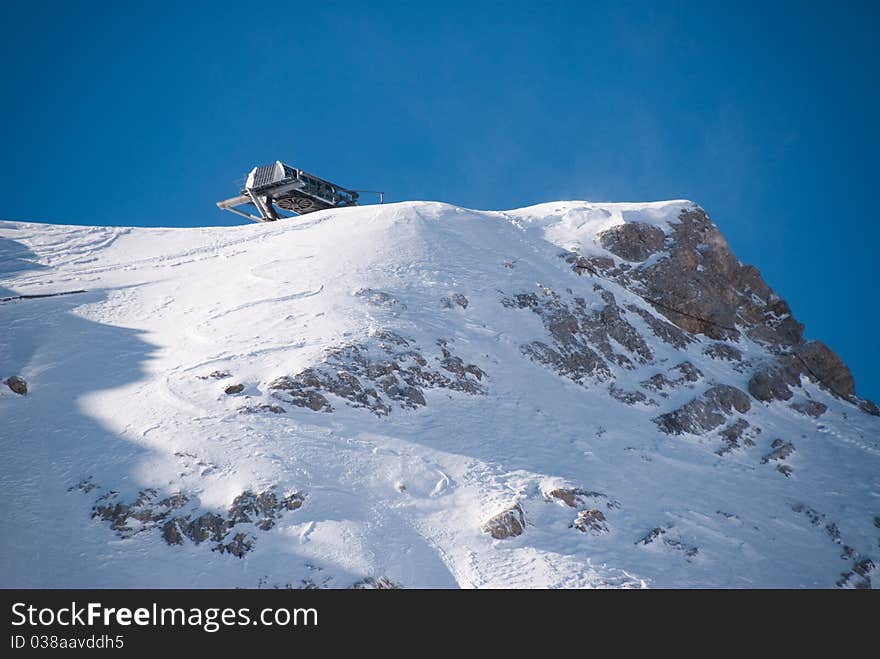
654,385,751,436
91,485,303,557
635,526,698,558
5,376,27,395
703,342,743,363
269,333,484,417
504,285,653,384
599,222,666,262
761,439,795,464
197,370,231,380
718,418,758,453
355,288,404,309
583,207,804,346
790,400,827,418
572,509,609,534
224,383,244,395
481,504,525,539
352,576,400,589
238,403,286,414
749,341,856,403
795,341,855,398
440,293,469,309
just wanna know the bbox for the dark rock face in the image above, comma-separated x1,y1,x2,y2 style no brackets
197,370,231,380
269,333,484,417
355,288,404,309
718,418,755,452
440,293,469,309
352,576,400,589
481,504,525,539
796,341,855,398
238,404,286,414
790,399,827,418
228,490,303,530
635,527,698,557
224,384,244,395
5,376,27,395
748,357,802,402
762,439,795,464
588,207,804,345
90,485,303,557
572,509,608,534
504,285,652,384
749,341,856,403
625,304,693,350
654,385,750,436
572,205,868,404
547,488,581,507
704,342,743,363
599,222,666,262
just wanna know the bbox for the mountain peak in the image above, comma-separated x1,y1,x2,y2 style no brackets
1,200,877,588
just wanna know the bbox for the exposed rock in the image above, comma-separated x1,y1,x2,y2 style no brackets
481,504,525,539
352,576,400,589
762,439,795,464
213,532,255,558
796,340,855,398
505,285,655,384
91,485,303,557
750,341,854,403
641,362,702,398
161,519,185,545
777,464,793,478
185,513,227,544
224,383,245,395
521,340,609,383
609,386,653,406
355,288,404,309
599,222,666,262
748,357,802,402
672,361,702,383
625,304,694,349
635,526,697,557
440,293,469,309
718,418,755,452
238,404,286,414
703,342,743,362
641,373,673,394
269,335,484,417
837,558,875,589
5,375,27,395
855,398,880,416
594,207,805,346
654,384,750,435
198,370,231,380
228,490,304,530
790,400,827,418
572,509,609,534
636,527,667,546
547,488,581,507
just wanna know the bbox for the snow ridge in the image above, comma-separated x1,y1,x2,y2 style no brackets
0,200,877,588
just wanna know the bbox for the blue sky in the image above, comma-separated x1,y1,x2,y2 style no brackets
2,1,878,401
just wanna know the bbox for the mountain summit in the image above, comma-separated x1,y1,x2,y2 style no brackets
1,200,877,588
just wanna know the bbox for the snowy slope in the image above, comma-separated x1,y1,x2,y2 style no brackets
1,200,878,588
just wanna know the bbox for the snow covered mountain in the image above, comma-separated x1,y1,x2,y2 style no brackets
1,200,878,588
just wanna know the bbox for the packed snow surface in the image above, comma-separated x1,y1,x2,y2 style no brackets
1,200,877,588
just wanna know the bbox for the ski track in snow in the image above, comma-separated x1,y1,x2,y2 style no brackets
0,201,878,588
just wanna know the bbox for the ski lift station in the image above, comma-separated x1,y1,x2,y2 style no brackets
217,161,381,223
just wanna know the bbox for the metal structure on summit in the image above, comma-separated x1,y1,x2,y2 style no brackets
216,161,382,223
